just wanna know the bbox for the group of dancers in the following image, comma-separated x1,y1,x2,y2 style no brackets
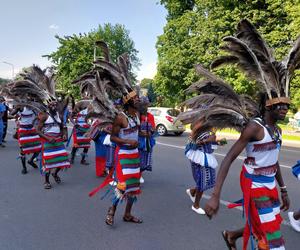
1,18,300,250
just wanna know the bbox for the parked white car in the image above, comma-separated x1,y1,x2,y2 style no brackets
148,107,185,136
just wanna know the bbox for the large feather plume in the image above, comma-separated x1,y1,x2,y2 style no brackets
211,19,300,100
73,41,135,127
177,65,259,132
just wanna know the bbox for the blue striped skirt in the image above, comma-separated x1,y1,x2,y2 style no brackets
191,162,216,191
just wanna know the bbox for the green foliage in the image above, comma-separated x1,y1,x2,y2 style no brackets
0,77,9,85
160,0,195,20
45,23,140,99
147,82,157,104
140,78,154,88
156,0,300,109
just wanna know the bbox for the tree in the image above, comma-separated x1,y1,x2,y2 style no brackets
140,78,154,88
0,77,9,85
45,23,140,99
156,0,300,109
147,82,157,104
160,0,195,20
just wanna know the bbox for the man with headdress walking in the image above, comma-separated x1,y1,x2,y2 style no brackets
10,105,41,174
36,100,70,189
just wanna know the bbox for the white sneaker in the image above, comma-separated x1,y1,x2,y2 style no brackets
186,189,195,203
192,205,206,215
140,177,144,184
109,181,117,186
288,212,300,232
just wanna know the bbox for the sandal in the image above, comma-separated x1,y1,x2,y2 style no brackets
222,230,237,250
123,215,143,224
52,173,61,184
44,182,52,189
105,207,115,226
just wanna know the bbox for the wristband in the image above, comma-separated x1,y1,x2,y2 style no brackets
279,185,287,190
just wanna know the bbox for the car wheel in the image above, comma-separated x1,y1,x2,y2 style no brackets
157,124,167,136
174,132,183,136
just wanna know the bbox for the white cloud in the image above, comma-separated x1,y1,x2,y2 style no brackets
49,24,59,30
137,62,157,81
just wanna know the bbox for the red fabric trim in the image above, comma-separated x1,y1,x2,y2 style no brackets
251,187,279,200
18,138,41,144
118,152,139,159
43,153,68,160
21,148,41,154
95,157,106,177
241,167,268,250
261,214,282,233
89,168,114,197
44,165,70,171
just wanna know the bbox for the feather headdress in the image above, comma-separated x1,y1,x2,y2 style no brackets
177,64,260,132
6,65,69,115
211,19,300,106
73,41,136,126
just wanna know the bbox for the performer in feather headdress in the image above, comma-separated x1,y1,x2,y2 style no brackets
8,65,70,188
75,41,143,226
6,69,47,174
178,19,299,250
70,99,92,165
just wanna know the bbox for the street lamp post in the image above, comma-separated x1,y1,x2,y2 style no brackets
2,61,15,79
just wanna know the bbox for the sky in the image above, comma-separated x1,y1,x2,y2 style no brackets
0,0,167,80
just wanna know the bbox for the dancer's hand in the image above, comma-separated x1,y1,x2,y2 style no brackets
204,194,220,219
280,192,290,211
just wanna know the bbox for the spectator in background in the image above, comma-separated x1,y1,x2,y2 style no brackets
0,96,9,142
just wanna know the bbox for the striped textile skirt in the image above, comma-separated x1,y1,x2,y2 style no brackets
72,125,91,148
42,135,70,172
18,124,41,154
190,161,216,192
115,146,141,198
241,167,284,250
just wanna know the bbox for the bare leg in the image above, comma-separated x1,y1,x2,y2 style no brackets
222,228,244,250
190,187,196,197
44,172,51,189
52,168,61,184
20,153,27,174
80,148,89,165
193,190,203,209
106,202,118,226
70,147,77,164
123,196,142,223
27,152,39,168
294,210,300,220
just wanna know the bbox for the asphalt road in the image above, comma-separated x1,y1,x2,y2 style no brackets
1,125,300,250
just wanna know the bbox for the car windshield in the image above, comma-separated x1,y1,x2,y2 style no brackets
167,109,180,117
